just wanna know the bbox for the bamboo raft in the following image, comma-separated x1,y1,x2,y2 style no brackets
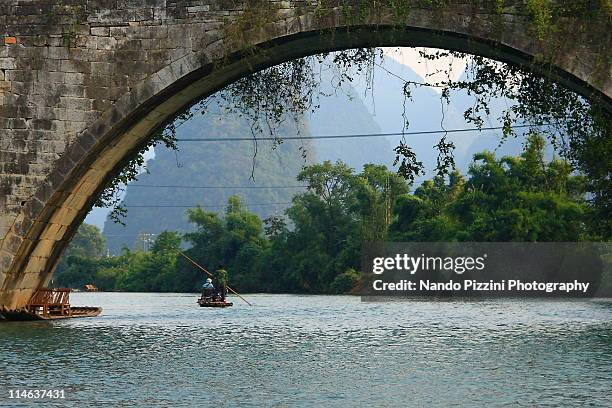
1,288,102,321
197,297,233,308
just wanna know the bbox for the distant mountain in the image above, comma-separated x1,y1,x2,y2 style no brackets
446,66,530,162
307,76,392,170
102,78,392,252
103,97,316,254
101,56,540,252
351,57,528,178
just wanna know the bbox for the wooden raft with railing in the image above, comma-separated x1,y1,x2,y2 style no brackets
27,288,72,317
0,288,102,321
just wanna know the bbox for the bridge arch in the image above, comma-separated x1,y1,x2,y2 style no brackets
0,2,610,310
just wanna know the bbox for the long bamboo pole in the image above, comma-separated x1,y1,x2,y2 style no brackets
176,249,253,306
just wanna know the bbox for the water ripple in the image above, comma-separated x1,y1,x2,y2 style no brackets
1,294,611,407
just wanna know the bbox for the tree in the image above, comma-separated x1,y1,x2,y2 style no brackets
266,161,406,293
182,196,268,292
355,163,410,241
54,223,106,287
391,134,591,242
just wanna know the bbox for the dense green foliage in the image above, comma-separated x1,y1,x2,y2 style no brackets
54,223,106,285
56,231,183,291
390,134,593,242
57,135,605,293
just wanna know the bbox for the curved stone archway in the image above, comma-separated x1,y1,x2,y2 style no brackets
0,1,610,310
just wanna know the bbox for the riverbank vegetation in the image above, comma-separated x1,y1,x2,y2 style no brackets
55,134,608,293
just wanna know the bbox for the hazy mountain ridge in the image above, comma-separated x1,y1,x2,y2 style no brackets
103,98,317,253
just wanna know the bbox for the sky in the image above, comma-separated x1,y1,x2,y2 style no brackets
382,47,468,85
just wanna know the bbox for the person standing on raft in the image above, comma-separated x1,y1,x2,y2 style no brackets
215,267,229,301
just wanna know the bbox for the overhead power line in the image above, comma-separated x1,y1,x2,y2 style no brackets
175,124,548,142
103,231,189,237
124,202,292,208
127,184,307,189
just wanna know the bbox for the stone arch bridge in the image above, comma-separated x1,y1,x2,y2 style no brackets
0,0,610,311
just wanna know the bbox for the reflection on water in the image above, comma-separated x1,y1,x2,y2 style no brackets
1,293,612,407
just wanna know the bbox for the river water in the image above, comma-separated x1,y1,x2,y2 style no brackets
1,293,611,407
